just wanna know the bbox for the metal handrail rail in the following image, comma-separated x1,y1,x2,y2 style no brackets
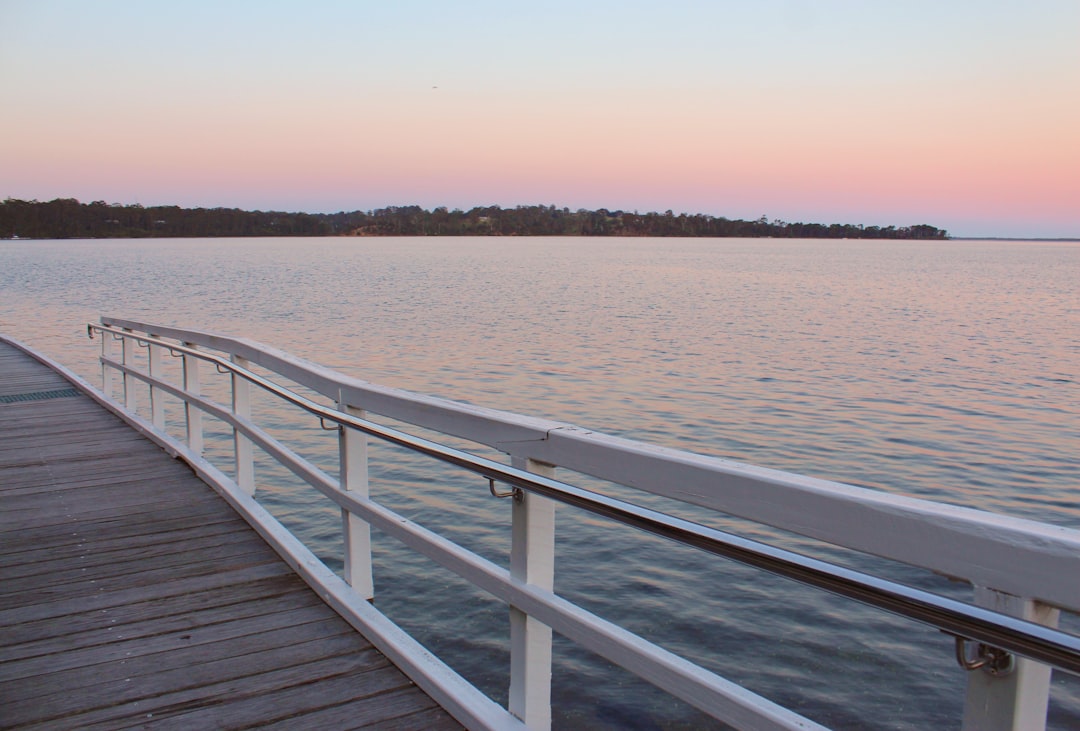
88,322,1080,676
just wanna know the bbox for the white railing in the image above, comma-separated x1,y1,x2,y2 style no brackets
86,316,1080,731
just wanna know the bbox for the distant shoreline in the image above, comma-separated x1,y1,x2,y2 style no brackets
7,234,1078,243
2,198,951,241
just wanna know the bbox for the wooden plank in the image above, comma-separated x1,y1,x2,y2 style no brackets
255,687,455,731
0,413,146,439
2,600,345,669
0,521,254,580
0,408,131,437
0,436,162,465
0,342,461,730
0,371,71,395
0,534,282,597
0,502,242,549
1,632,374,726
0,505,245,556
0,475,226,516
0,562,295,630
0,432,145,453
51,652,410,730
0,462,213,494
4,573,308,645
0,481,228,525
0,465,205,502
357,705,465,731
0,546,284,609
0,438,191,468
2,586,334,664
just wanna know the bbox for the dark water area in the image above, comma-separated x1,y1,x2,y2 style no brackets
1,236,1077,728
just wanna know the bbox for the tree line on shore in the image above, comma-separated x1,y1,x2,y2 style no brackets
1,198,949,240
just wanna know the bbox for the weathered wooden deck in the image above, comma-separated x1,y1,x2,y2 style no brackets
0,342,461,730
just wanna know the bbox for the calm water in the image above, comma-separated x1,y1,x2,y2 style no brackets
1,236,1077,729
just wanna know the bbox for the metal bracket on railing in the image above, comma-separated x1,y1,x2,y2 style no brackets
215,363,232,374
489,478,523,502
955,636,1015,676
136,340,149,349
319,417,341,432
112,333,125,341
167,348,184,357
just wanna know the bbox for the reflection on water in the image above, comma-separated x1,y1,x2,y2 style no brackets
1,236,1077,729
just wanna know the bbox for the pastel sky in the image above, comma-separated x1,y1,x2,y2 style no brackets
2,1,1078,238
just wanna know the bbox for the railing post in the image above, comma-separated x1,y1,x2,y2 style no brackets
182,343,203,455
99,327,113,398
121,328,136,412
148,336,165,430
509,457,556,730
961,587,1060,731
231,354,255,495
338,400,374,601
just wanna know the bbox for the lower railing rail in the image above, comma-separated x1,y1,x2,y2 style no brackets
86,320,1080,731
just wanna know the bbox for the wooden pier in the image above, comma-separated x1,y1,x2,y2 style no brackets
0,342,461,730
6,320,1080,731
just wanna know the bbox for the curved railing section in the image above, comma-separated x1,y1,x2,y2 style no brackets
87,316,1080,731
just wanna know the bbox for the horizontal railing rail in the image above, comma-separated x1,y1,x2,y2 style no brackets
87,319,1080,731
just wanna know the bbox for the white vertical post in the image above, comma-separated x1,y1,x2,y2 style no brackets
148,336,165,430
122,329,136,411
961,587,1060,731
99,327,113,398
231,354,255,495
183,344,203,455
509,457,556,730
338,400,374,601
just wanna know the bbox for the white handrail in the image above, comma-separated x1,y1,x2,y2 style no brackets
87,320,1080,731
100,316,1080,611
99,346,1080,670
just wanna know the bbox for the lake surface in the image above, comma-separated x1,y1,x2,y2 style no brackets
1,236,1077,729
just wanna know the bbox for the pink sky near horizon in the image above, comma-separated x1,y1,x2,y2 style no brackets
2,1,1078,237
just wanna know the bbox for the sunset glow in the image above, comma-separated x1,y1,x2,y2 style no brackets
2,0,1078,238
